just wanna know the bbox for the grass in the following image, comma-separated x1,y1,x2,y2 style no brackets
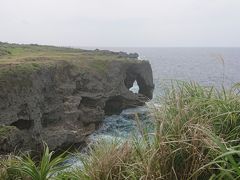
1,81,240,179
0,126,18,143
61,81,240,180
0,42,138,79
0,126,16,137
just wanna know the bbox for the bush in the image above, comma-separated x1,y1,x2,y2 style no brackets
0,143,70,180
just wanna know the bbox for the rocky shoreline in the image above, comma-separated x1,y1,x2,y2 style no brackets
0,43,154,153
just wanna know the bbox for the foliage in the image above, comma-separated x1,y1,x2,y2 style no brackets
0,155,24,180
0,126,16,137
0,143,70,180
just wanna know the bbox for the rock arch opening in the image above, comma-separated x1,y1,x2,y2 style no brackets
124,70,147,97
124,66,154,99
105,63,154,116
10,119,33,130
124,70,138,93
129,80,140,94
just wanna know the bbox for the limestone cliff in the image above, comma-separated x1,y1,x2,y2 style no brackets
0,43,154,152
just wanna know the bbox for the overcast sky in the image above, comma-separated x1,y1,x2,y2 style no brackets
0,0,240,47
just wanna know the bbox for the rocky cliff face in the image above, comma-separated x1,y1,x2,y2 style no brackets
0,45,154,152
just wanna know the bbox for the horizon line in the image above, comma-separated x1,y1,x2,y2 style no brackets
1,41,240,49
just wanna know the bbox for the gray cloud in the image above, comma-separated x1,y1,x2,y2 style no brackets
0,0,239,47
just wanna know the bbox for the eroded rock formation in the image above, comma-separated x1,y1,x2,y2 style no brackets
0,56,154,152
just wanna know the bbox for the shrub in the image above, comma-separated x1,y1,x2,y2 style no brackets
0,143,70,180
0,154,24,180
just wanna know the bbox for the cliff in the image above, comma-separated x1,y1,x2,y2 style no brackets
0,43,154,152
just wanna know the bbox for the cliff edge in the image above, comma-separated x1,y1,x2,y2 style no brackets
0,43,154,152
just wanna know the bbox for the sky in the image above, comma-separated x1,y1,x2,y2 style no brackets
0,0,240,47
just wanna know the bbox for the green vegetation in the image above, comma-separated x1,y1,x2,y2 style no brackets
1,81,240,179
0,126,17,141
0,143,69,180
0,42,136,78
89,59,110,74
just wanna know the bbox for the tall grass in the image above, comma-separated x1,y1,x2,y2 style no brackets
0,154,23,180
65,81,240,179
1,81,240,179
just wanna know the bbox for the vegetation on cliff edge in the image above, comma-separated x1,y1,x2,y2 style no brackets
0,126,16,137
0,42,139,78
